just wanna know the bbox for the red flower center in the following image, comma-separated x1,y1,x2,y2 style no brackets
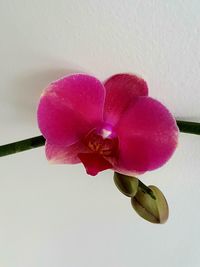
77,125,119,176
84,126,119,157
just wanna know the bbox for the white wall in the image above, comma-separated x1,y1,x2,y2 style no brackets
0,1,200,266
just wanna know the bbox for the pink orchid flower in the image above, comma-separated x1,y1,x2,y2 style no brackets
37,73,178,176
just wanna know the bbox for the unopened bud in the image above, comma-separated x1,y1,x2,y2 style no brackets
131,185,169,224
114,172,139,197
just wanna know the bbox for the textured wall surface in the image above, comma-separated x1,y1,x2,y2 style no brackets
0,1,200,266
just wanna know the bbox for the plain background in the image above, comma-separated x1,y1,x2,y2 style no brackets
0,0,200,266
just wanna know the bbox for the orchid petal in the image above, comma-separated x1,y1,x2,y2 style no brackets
115,97,179,173
37,74,105,145
103,73,148,125
46,141,89,164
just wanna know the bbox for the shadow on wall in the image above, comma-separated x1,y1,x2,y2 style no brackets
10,67,85,125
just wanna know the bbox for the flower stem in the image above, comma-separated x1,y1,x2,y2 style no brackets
0,136,45,157
0,120,199,158
176,120,200,135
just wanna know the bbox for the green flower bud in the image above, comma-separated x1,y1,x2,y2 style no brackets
114,172,139,197
131,185,169,224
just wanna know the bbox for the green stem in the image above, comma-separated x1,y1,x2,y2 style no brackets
0,136,45,157
176,120,200,135
0,120,199,158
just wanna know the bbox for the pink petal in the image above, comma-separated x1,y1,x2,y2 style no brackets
103,73,148,125
37,74,105,145
46,141,89,164
78,153,113,176
38,95,90,146
115,97,179,173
